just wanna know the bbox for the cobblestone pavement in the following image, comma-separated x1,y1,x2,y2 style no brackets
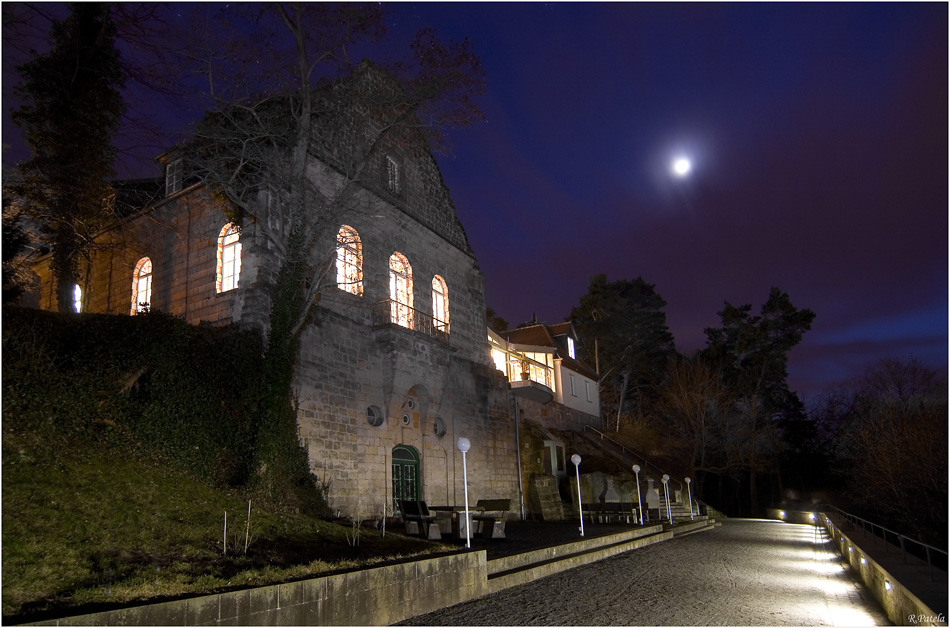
401,519,890,626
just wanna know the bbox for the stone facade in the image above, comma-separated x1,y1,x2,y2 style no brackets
31,185,244,326
24,63,602,520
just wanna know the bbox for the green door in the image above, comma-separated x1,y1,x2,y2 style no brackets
392,445,419,512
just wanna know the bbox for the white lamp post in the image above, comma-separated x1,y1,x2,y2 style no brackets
661,474,672,524
571,454,584,537
457,437,472,549
685,477,694,520
632,464,644,525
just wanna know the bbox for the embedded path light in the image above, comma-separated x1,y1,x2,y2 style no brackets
571,454,584,537
457,437,472,549
632,464,644,525
662,474,673,524
685,477,694,520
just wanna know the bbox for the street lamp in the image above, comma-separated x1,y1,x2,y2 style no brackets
571,454,584,537
457,437,472,549
685,477,694,520
632,465,644,525
661,474,672,524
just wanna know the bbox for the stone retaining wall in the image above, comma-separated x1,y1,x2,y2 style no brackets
33,552,488,627
817,512,945,627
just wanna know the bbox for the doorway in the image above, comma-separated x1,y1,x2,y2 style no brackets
392,445,420,512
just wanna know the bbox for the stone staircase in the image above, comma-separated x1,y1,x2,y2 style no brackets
656,483,698,522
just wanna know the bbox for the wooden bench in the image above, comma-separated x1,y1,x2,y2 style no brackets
472,499,511,538
398,500,441,540
583,502,638,524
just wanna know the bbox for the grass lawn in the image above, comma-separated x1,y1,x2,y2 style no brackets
2,429,450,623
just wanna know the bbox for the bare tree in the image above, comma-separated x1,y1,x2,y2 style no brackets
836,358,947,546
178,3,485,508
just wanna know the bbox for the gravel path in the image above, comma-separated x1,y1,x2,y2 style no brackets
400,519,889,626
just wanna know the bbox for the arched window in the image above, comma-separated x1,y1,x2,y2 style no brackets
389,252,413,329
73,284,83,313
336,225,363,295
131,257,152,314
216,223,242,293
431,275,449,334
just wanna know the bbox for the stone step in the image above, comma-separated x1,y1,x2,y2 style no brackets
485,518,719,594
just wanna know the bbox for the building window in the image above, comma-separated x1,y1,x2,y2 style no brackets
491,343,508,375
165,159,183,196
431,275,449,333
585,380,591,402
570,373,576,397
567,336,576,359
389,252,413,328
386,155,401,194
73,284,83,313
216,223,242,293
521,351,554,389
131,257,152,314
336,225,363,296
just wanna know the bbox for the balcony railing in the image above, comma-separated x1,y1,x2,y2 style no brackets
371,299,449,343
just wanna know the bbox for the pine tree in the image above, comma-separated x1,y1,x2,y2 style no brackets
11,3,125,313
570,274,677,424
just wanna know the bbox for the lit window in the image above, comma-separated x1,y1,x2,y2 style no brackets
522,351,554,389
131,257,152,314
386,155,401,194
567,336,575,359
336,225,363,295
165,159,183,196
491,347,508,375
73,284,82,313
389,252,413,328
432,275,449,333
216,223,242,293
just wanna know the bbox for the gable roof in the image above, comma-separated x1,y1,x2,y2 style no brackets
502,323,599,380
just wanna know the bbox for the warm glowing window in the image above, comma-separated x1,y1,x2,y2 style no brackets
389,252,413,329
386,155,401,194
432,275,449,333
567,336,576,359
491,347,508,374
336,225,363,295
165,159,183,196
131,257,152,314
522,351,554,388
73,284,82,313
216,223,242,293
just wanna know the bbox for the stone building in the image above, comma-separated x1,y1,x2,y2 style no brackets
22,62,602,521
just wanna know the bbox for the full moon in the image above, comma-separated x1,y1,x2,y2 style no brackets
672,157,692,177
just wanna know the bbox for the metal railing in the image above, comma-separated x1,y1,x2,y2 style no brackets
819,503,947,578
583,425,684,493
371,299,449,343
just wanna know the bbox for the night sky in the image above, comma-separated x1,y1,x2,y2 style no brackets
4,3,947,400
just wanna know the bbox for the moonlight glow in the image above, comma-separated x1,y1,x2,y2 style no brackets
672,157,692,178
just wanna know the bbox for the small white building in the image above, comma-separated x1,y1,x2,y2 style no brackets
488,322,600,418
